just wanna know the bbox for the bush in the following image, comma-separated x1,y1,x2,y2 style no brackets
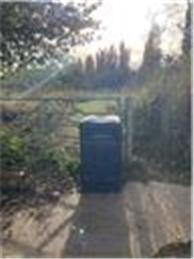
0,128,26,171
133,63,191,174
0,126,79,194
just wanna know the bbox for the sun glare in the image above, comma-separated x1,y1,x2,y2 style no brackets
71,0,187,66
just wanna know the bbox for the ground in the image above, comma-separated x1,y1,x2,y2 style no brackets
1,164,191,258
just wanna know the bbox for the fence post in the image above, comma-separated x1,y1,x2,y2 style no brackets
124,96,133,165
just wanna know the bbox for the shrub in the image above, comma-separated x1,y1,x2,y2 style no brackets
133,63,191,174
0,128,26,171
0,126,79,194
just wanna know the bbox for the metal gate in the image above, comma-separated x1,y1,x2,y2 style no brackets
0,95,134,170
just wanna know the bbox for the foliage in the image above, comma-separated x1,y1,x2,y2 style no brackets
131,3,191,175
133,57,190,173
0,1,191,186
181,1,192,58
0,128,26,171
0,107,79,194
0,1,100,76
138,24,162,84
69,42,132,89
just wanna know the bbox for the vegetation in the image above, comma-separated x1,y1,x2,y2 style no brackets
132,2,191,175
0,1,191,199
0,97,121,198
0,1,100,76
0,107,80,199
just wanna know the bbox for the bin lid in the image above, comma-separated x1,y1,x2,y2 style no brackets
80,115,121,124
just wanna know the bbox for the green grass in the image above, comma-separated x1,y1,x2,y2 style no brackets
0,86,129,99
75,100,118,115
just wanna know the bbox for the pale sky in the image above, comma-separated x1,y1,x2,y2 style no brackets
71,0,187,67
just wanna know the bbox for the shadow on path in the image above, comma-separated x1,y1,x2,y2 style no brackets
124,157,191,186
62,193,130,258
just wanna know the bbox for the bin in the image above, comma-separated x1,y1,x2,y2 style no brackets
80,115,122,193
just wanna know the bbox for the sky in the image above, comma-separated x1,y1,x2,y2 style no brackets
71,0,187,67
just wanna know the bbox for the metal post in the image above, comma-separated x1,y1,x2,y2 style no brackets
124,96,133,165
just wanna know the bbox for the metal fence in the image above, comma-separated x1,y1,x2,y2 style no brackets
0,96,134,171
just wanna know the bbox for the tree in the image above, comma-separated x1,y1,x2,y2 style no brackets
84,54,95,87
83,43,132,89
93,47,118,89
50,57,85,90
118,42,130,86
105,45,118,71
182,1,192,58
85,55,95,74
139,23,162,83
96,49,107,73
0,1,100,76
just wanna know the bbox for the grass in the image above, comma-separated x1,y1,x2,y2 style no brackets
0,87,131,99
75,100,118,114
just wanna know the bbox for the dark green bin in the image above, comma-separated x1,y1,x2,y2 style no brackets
80,115,122,193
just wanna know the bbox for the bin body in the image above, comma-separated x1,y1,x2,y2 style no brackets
80,115,122,192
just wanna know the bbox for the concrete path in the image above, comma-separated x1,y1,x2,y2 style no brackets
1,180,191,258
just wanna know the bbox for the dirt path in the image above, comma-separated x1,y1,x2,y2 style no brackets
1,179,191,258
